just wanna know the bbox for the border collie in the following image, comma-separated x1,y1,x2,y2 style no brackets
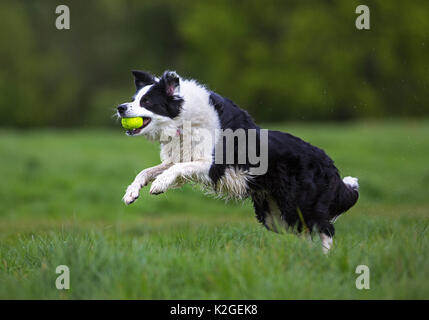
117,70,359,253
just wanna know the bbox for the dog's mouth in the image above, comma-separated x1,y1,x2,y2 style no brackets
126,117,151,136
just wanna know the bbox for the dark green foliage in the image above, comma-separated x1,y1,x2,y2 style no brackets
0,1,428,127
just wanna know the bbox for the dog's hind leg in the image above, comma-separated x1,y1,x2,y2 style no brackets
252,192,287,233
123,162,173,204
317,220,335,254
252,192,270,230
252,193,297,233
319,232,333,254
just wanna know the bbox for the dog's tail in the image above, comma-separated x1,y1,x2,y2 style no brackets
342,176,359,192
330,176,359,220
340,176,359,211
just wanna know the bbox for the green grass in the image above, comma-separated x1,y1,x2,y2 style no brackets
0,120,428,299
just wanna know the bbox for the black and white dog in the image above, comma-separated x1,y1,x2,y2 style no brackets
117,70,359,253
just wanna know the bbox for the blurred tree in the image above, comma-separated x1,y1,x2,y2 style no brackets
0,0,427,127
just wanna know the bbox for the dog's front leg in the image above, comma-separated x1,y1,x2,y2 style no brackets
123,162,173,205
149,161,212,195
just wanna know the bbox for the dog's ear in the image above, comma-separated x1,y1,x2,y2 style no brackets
161,71,180,96
131,70,155,90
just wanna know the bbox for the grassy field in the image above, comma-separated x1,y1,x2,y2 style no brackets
0,121,428,299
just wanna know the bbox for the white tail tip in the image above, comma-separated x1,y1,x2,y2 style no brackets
343,176,359,191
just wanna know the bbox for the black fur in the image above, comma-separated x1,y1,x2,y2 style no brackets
208,92,259,183
208,92,359,237
132,70,156,90
132,70,183,119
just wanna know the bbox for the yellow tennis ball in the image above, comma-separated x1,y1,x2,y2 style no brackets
121,117,143,130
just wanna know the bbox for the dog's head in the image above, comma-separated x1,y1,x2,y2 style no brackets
117,70,184,138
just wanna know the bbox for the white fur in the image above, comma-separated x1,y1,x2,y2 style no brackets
200,167,251,201
319,233,333,254
343,176,359,191
123,184,140,205
123,162,173,204
215,168,251,200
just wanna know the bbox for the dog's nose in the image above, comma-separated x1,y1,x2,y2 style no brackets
117,104,127,115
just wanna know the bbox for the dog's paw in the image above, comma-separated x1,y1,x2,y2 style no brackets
123,184,140,205
149,180,166,195
149,173,175,195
